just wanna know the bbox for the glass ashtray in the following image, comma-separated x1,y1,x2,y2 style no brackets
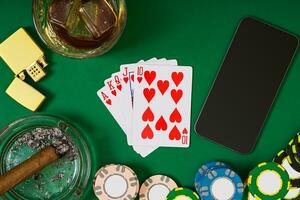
0,115,91,200
32,0,127,58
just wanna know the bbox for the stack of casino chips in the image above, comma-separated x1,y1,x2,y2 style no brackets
246,133,300,199
93,153,300,200
93,163,200,200
194,161,244,200
273,132,300,199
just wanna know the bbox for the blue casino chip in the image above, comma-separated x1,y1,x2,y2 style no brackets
194,161,229,193
198,167,244,200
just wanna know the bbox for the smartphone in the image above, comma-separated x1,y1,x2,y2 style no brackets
195,17,298,153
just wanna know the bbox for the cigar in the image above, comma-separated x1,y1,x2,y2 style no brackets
0,146,60,195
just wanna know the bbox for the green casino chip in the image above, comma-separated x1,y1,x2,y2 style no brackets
166,187,199,200
247,162,290,200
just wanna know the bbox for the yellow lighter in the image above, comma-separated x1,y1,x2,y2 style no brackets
0,28,48,111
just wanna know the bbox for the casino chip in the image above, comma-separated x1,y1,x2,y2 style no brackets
198,167,244,200
196,161,229,177
139,175,177,200
194,161,230,193
93,164,139,200
247,188,300,200
247,191,256,200
166,187,200,200
244,186,257,200
247,162,290,200
273,149,300,199
293,133,300,159
274,149,300,184
287,136,300,173
284,188,300,200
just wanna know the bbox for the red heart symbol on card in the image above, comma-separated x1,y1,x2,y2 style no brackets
183,128,188,134
169,108,182,123
142,107,154,122
155,116,167,131
169,125,181,140
131,74,134,82
143,88,155,103
157,80,169,95
137,76,143,83
123,77,129,83
106,99,112,105
172,72,184,87
111,90,117,96
117,85,122,91
171,89,183,104
141,124,154,139
144,71,156,86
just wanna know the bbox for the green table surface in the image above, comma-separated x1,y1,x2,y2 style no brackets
1,0,300,199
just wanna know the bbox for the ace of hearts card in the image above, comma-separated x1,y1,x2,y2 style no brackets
132,64,193,147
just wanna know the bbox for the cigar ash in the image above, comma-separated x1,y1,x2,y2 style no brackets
3,127,80,199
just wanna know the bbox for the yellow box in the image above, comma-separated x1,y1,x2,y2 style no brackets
0,28,47,81
6,78,45,112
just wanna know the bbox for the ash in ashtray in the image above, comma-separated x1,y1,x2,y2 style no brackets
5,127,81,197
16,127,78,160
51,172,65,182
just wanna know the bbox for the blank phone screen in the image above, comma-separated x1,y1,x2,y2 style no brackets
195,17,298,153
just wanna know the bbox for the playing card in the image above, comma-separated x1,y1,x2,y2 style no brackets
110,71,132,131
120,59,178,144
103,75,128,119
132,64,193,147
118,59,178,156
115,58,173,134
97,87,127,135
